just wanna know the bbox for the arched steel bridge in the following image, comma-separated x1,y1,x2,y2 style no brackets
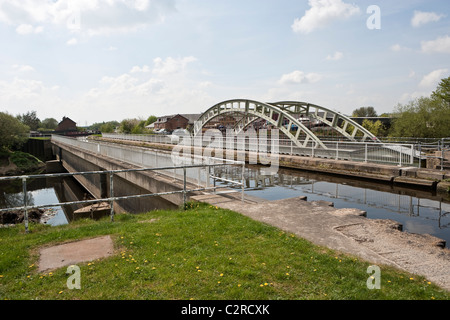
192,99,379,149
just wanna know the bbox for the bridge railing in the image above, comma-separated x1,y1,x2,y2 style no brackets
101,133,417,167
1,136,246,233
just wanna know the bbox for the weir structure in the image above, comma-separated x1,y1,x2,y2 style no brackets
193,99,380,149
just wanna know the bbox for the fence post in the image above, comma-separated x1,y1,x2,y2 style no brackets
399,145,402,167
241,162,245,202
418,143,422,169
183,167,187,209
109,172,114,222
410,144,414,165
336,141,339,160
364,143,368,162
22,177,29,233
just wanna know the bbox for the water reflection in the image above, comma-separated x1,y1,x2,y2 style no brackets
0,176,90,226
214,165,450,246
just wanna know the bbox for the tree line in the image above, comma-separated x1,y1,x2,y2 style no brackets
351,76,450,138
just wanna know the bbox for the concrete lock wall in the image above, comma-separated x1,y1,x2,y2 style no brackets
52,141,181,214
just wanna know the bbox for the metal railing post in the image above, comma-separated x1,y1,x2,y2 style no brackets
336,141,339,160
241,162,245,202
364,143,368,162
418,143,422,169
22,177,29,233
109,172,114,222
183,167,187,209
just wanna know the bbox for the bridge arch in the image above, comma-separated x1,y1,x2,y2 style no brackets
193,99,379,149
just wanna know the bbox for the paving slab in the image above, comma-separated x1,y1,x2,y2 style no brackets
38,235,114,272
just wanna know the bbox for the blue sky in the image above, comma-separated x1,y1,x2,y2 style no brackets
0,0,449,126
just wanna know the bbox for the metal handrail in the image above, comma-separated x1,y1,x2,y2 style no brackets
0,160,245,233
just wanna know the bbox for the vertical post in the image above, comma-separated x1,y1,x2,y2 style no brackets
410,144,414,165
418,143,422,169
213,165,216,194
241,161,245,202
290,141,293,155
22,177,29,233
399,145,403,167
183,167,187,209
364,143,368,162
335,141,339,160
109,172,114,222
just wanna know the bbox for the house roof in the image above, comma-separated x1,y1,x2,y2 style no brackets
156,113,201,124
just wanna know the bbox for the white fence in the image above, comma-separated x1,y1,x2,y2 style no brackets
102,133,416,166
52,135,245,197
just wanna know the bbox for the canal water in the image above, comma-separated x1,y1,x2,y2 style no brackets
1,164,449,247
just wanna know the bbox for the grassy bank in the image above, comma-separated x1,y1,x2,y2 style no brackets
0,203,449,300
0,150,44,176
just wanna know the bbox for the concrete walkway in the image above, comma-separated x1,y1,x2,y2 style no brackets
192,192,450,291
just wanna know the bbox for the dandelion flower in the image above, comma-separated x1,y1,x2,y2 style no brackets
59,291,63,294
220,273,224,277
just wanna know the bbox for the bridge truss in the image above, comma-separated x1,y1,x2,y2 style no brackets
192,99,379,149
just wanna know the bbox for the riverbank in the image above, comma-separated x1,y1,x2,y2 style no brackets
0,150,45,176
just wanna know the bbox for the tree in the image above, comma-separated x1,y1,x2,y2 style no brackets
119,119,140,134
390,96,450,138
361,119,386,137
40,118,58,130
352,106,378,117
145,115,157,127
0,112,29,150
99,122,116,133
17,111,41,131
431,76,450,105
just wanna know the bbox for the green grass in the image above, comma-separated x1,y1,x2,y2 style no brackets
0,202,449,300
9,151,42,171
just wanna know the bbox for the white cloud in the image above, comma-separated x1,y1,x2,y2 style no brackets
66,37,78,46
421,35,450,54
15,23,43,35
11,64,35,72
130,65,151,73
326,51,343,61
390,44,411,52
419,69,448,88
292,0,360,34
0,77,63,119
279,71,323,85
411,10,445,28
0,0,176,36
152,56,197,76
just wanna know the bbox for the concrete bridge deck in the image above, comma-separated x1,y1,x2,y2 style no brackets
192,192,450,291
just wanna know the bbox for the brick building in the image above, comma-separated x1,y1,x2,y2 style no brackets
55,117,77,132
153,114,200,131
